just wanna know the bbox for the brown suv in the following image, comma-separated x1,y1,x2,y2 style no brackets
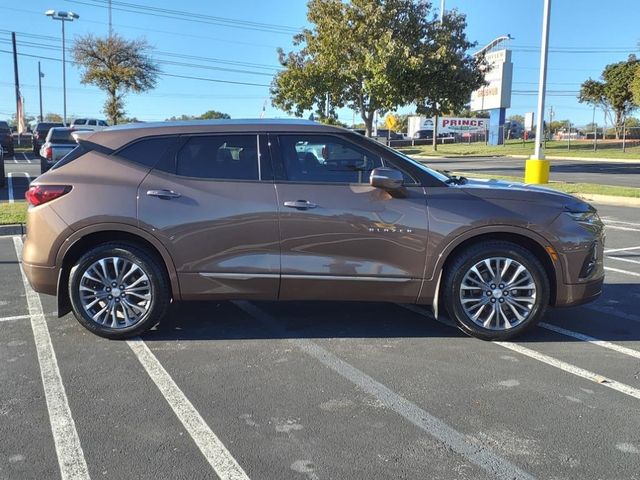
22,120,604,340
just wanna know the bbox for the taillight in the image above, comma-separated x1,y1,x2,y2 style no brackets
25,185,71,206
45,146,52,160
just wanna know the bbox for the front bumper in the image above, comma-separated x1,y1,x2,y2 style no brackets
554,275,604,307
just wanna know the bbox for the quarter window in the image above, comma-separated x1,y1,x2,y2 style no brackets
117,136,176,168
278,135,382,184
176,135,259,180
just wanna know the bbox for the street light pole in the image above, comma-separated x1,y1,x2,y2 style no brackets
525,0,551,184
62,19,67,125
45,10,79,126
38,62,44,122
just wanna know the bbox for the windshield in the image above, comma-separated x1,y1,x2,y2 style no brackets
358,135,451,183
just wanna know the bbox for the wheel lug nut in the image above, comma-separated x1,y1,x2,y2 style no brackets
499,284,504,289
487,291,492,296
499,298,504,303
106,287,111,292
503,291,508,296
490,298,496,303
112,282,117,287
115,298,120,302
490,284,496,289
120,285,124,289
108,295,113,300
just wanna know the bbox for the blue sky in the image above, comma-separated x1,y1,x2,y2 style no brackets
1,0,639,126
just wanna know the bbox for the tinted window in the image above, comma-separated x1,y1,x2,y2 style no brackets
117,136,176,168
48,129,76,144
176,135,259,180
278,135,382,184
0,121,9,131
74,119,87,125
98,120,108,126
88,120,97,126
36,122,63,132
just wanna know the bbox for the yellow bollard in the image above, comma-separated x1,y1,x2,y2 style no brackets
524,159,550,184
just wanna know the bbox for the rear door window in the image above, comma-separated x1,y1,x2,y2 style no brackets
176,135,259,181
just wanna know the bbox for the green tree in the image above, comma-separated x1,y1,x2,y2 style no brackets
44,113,63,122
72,34,160,125
165,110,231,121
508,114,524,124
578,55,639,139
198,110,231,120
271,0,484,137
549,119,569,134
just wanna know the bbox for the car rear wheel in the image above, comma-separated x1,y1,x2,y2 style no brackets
68,243,170,339
442,241,550,340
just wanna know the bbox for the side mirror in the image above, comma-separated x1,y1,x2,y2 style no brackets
370,167,403,190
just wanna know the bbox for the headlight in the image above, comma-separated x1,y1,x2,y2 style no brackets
565,210,601,225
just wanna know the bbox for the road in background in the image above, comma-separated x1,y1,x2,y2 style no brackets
415,156,640,187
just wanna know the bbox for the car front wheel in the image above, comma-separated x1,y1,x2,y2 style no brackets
68,243,170,339
443,241,550,340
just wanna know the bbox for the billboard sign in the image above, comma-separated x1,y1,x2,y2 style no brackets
470,49,513,111
524,112,534,131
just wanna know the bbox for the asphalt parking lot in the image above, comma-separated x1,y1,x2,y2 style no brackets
1,181,640,479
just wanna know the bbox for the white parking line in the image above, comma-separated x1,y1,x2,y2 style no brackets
403,305,640,401
586,305,640,324
495,342,640,400
607,255,640,266
604,266,640,278
7,172,31,203
12,237,90,480
235,301,534,480
606,225,640,233
22,152,31,163
604,246,640,254
0,314,31,322
539,322,640,360
126,338,250,480
603,219,640,228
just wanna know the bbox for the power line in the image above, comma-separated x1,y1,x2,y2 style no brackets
0,49,271,88
65,0,301,35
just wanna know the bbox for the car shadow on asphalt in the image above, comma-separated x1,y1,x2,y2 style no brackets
141,283,640,343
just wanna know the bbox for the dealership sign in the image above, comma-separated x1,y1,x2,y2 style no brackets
440,118,488,133
470,49,513,111
407,116,488,137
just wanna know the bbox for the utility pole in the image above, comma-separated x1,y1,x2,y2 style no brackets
12,32,20,127
525,0,551,184
433,0,445,152
548,105,554,136
38,62,44,122
592,105,597,151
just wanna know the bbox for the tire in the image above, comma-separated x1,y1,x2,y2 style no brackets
442,241,550,341
68,242,170,339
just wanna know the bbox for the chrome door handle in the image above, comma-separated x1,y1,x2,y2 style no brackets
283,200,318,210
146,189,181,200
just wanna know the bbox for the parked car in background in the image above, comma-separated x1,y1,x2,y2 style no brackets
413,129,433,139
0,120,14,156
70,118,109,131
23,119,604,341
375,129,404,140
33,122,64,154
39,127,85,173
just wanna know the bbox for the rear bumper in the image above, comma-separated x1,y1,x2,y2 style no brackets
22,261,58,296
554,275,604,307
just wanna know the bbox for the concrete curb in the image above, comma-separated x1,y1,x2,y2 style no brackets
575,194,640,208
0,224,25,237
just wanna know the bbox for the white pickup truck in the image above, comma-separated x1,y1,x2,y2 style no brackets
39,127,87,173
